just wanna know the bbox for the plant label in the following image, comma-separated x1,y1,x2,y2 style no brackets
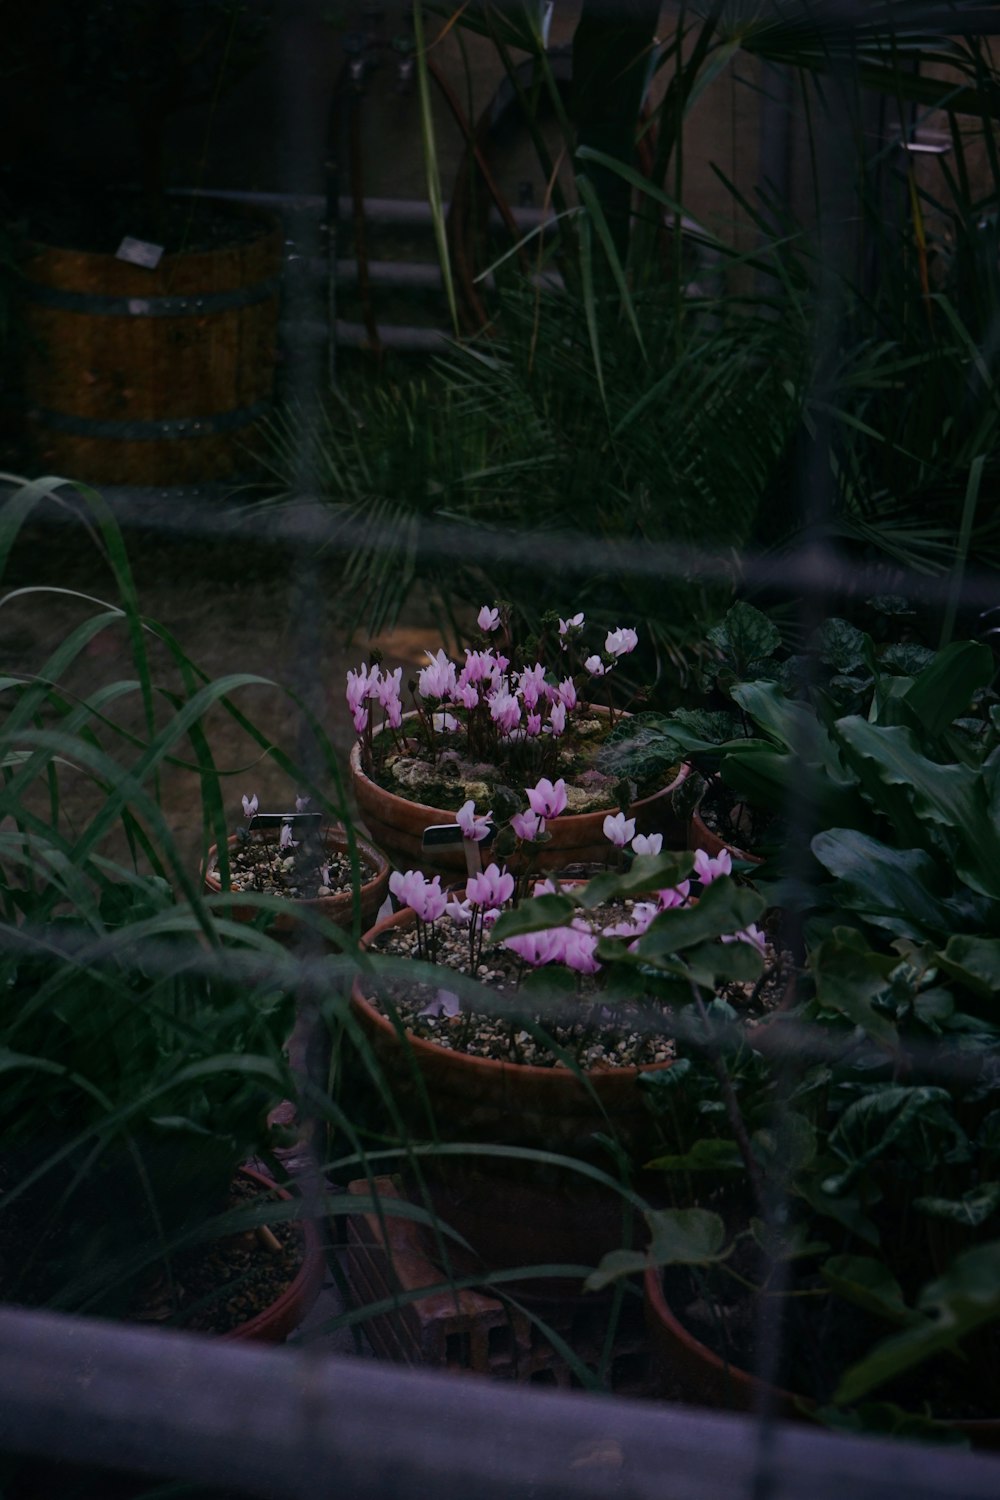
115,236,165,269
422,822,495,877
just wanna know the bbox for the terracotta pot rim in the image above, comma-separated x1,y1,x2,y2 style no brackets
349,711,688,832
688,803,762,867
220,1165,325,1343
203,824,389,908
352,902,675,1091
644,1260,1000,1440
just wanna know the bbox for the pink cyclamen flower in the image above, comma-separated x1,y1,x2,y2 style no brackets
558,612,584,637
279,822,297,851
548,701,567,736
533,878,558,896
389,869,427,909
631,832,662,857
295,795,311,814
657,881,691,909
605,627,639,658
584,655,606,677
560,926,601,975
352,705,369,734
694,848,732,885
477,604,501,632
412,877,447,923
503,929,560,967
345,664,372,713
418,648,457,700
455,682,479,711
603,811,636,848
489,686,522,734
511,809,544,842
456,799,493,843
241,793,258,821
526,712,542,737
722,924,767,956
518,662,547,711
526,777,568,820
556,677,577,711
466,863,515,909
461,649,496,686
445,897,473,926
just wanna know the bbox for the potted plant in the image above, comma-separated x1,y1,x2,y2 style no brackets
0,857,325,1340
587,714,1000,1442
347,605,689,878
8,0,280,483
203,792,390,937
342,808,776,1284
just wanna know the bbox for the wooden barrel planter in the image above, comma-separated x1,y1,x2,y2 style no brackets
20,210,281,484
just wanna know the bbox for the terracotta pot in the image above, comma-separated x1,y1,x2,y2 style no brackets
203,826,390,936
349,905,674,1281
222,1167,325,1345
643,1263,1000,1449
350,714,689,879
687,807,761,867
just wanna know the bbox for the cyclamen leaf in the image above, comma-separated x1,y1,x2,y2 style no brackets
821,1255,918,1327
648,1207,728,1266
825,1086,970,1194
835,1241,1000,1403
645,1138,744,1173
811,618,871,673
489,894,575,942
707,602,781,676
636,877,765,956
913,1184,1000,1229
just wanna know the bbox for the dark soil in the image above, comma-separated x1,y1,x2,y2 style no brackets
698,778,774,855
131,1171,306,1336
367,905,792,1068
219,830,379,901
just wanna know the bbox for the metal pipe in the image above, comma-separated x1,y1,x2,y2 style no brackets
2,1306,999,1500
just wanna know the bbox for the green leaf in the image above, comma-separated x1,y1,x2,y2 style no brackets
490,894,576,942
584,1248,650,1292
809,931,900,1046
937,935,1000,1002
902,641,995,740
811,829,954,942
812,618,871,673
707,602,781,677
645,1138,744,1173
796,1175,880,1248
825,1086,970,1195
913,1184,1000,1229
878,643,935,677
577,851,693,910
821,1255,918,1326
635,877,765,956
835,1241,1000,1404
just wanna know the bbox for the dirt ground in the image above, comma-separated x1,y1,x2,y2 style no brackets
0,504,444,881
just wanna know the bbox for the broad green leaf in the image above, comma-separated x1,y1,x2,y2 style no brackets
811,829,954,942
913,1184,1000,1229
636,877,765,956
707,602,780,676
812,618,871,673
647,1206,728,1266
834,717,1000,898
902,641,994,740
490,894,575,942
825,1086,970,1194
645,1138,744,1173
584,1249,649,1291
577,851,693,911
937,935,1000,1003
809,932,900,1046
821,1255,918,1327
835,1241,1000,1403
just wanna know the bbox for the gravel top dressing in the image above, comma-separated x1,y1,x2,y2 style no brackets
367,900,791,1069
224,835,377,901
